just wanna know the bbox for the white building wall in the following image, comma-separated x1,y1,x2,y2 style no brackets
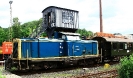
124,34,133,39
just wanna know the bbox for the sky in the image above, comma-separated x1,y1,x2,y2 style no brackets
0,0,133,35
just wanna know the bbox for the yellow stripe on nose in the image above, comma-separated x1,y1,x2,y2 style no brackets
18,39,21,59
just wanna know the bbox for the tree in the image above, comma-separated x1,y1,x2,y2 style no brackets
76,28,93,39
21,19,41,37
3,28,10,41
0,28,5,45
21,18,47,38
88,31,93,38
12,17,21,38
118,54,133,78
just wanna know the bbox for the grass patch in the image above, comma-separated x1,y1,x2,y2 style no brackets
0,67,6,78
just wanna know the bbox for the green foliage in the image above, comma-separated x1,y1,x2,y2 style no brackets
0,17,43,44
42,32,47,37
118,54,133,78
76,28,93,38
0,17,93,44
0,28,5,45
0,28,10,45
10,67,17,71
12,17,22,38
21,18,43,37
0,74,5,78
0,70,5,78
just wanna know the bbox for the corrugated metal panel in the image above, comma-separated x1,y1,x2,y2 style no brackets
55,8,78,29
42,6,79,30
41,6,79,38
55,9,61,27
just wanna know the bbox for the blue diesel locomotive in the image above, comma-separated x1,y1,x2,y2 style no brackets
5,32,99,70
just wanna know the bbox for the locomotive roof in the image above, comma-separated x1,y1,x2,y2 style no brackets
42,6,79,13
92,37,133,42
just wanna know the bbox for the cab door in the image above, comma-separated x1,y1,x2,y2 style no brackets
111,42,118,56
92,42,98,54
72,42,81,56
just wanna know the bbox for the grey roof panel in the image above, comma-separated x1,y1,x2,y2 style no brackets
103,37,133,42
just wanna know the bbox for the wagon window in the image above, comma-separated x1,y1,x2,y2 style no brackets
119,43,123,49
113,43,117,49
128,43,132,49
125,43,127,49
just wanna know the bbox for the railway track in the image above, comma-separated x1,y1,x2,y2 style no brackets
71,69,118,78
4,61,119,78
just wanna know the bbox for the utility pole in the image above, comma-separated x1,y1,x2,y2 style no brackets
99,0,103,32
9,0,13,41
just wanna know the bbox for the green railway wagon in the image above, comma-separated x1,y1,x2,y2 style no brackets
92,37,133,61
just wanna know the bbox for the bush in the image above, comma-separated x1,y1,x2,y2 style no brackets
0,72,5,78
118,54,133,78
